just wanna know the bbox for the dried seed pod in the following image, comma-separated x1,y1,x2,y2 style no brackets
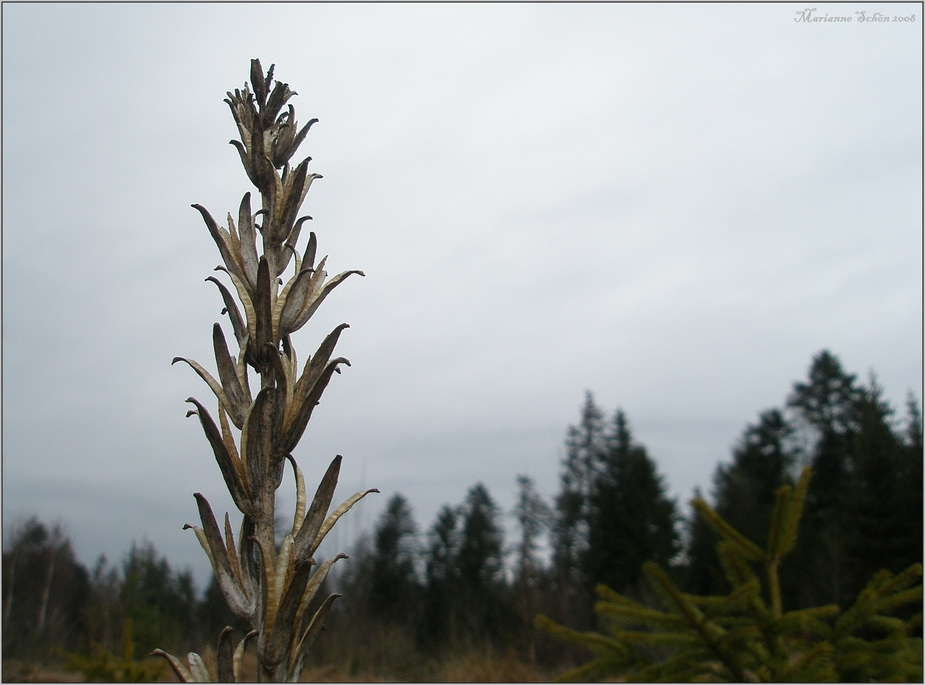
163,59,374,682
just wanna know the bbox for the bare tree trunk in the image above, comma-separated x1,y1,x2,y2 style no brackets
3,554,15,625
36,544,56,632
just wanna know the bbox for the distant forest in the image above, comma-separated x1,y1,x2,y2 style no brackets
3,349,922,677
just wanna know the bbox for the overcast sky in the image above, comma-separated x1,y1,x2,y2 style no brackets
3,2,921,589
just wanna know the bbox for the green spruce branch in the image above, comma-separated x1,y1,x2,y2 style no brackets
538,466,923,682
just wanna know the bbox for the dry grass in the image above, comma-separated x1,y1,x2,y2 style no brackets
430,649,553,682
3,660,79,683
3,656,173,683
5,647,557,682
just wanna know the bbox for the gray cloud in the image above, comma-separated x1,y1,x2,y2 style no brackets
3,2,920,588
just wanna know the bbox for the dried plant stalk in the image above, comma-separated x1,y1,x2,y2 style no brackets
154,59,376,683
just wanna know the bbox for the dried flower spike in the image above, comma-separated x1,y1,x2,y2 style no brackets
156,59,376,683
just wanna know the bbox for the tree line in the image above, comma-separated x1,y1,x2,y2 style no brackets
313,349,923,674
3,349,921,676
2,523,209,662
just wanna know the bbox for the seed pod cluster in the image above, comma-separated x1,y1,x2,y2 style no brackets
156,59,375,683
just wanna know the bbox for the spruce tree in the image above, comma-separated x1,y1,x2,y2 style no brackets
369,494,420,624
422,505,462,647
788,351,862,511
686,351,922,615
684,409,798,597
785,351,860,607
512,474,552,663
842,379,923,600
586,410,679,599
539,467,924,683
905,393,923,454
901,394,924,564
120,542,200,655
682,487,727,596
786,351,921,609
714,409,798,543
421,484,510,650
513,474,551,592
457,483,505,588
456,483,508,643
552,392,605,627
425,506,461,590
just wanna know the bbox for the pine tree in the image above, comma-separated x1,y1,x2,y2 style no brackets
421,484,511,650
586,410,679,599
120,541,201,656
786,351,921,610
513,474,551,591
684,409,798,597
422,505,462,647
369,494,420,624
552,392,605,627
786,351,863,607
456,483,509,644
842,379,923,600
457,483,505,589
512,474,552,663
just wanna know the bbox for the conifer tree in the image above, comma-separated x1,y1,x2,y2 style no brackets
786,351,919,609
425,506,461,590
552,392,605,627
842,379,923,600
586,410,678,599
422,505,462,647
787,351,861,537
789,354,856,512
513,474,551,592
2,518,91,658
457,483,505,589
785,357,854,604
714,409,798,544
512,474,552,663
901,393,924,558
421,484,511,650
369,494,420,624
682,487,727,596
538,467,924,682
121,542,200,656
905,393,923,454
456,483,508,643
686,351,921,617
684,409,797,597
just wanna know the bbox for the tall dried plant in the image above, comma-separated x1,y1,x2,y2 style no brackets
153,59,376,683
